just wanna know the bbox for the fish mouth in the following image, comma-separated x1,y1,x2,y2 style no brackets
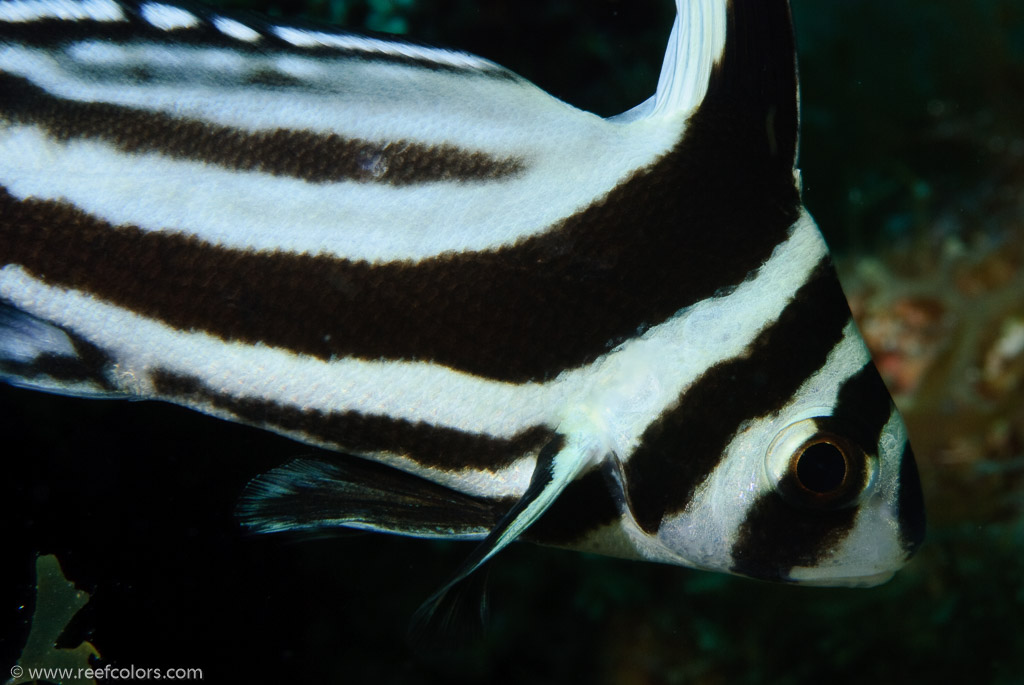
785,567,897,588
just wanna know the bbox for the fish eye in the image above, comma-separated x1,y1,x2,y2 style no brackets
796,441,847,493
765,418,877,510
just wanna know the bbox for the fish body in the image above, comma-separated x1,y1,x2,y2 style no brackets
0,0,924,595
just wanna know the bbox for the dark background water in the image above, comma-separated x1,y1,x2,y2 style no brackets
2,1,1023,683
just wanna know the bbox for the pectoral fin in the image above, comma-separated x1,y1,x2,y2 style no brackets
409,435,596,645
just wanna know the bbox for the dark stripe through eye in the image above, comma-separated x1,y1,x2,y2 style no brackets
624,259,851,534
729,364,904,579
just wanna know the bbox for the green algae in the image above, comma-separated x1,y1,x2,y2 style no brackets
8,556,98,685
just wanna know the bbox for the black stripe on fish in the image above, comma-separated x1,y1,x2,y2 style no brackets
0,117,798,384
0,73,525,186
149,368,554,472
0,0,802,383
624,258,852,534
831,362,898,450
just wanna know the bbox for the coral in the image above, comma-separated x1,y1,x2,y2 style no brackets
839,215,1024,529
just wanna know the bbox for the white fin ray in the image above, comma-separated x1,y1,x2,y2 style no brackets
654,0,728,118
410,434,600,639
616,0,727,122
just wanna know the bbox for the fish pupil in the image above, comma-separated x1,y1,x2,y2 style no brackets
796,442,847,494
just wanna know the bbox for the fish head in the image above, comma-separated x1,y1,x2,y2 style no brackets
650,313,926,587
592,0,924,587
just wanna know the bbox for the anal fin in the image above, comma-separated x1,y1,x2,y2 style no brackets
237,456,507,539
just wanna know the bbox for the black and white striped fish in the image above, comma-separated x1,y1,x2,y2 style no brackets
0,0,924,613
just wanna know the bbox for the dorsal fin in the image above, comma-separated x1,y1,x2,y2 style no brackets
627,0,799,174
613,0,727,123
650,0,728,119
620,0,798,168
697,0,800,172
